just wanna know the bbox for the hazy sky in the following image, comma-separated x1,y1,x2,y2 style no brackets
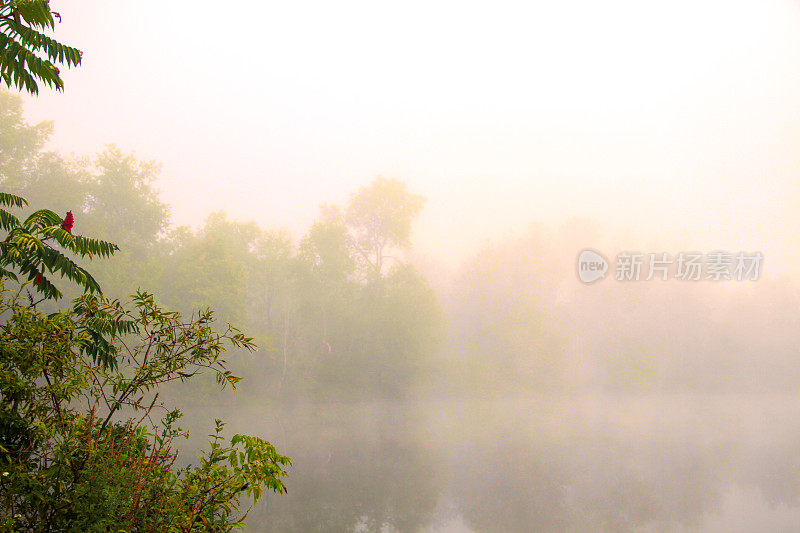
20,0,800,269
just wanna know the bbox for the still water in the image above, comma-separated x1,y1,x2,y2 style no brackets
223,393,800,532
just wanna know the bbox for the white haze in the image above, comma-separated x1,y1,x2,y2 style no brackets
21,0,800,272
10,1,800,531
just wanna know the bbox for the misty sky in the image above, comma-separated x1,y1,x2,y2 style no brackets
20,0,800,271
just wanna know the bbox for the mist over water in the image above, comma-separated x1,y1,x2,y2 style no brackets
152,222,800,532
233,240,800,531
219,395,800,531
4,0,800,530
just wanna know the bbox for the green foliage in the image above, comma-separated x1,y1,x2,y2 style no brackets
444,232,567,394
82,146,169,247
0,0,81,94
345,177,425,279
148,181,441,402
157,213,260,327
0,93,171,301
0,285,290,531
0,90,445,407
0,6,295,524
300,205,354,287
0,191,290,530
0,191,118,301
0,91,78,222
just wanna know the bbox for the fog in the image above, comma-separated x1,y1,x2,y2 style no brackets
5,0,800,530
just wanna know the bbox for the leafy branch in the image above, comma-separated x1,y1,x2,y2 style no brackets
0,0,82,94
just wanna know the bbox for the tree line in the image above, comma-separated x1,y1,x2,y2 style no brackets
0,89,444,404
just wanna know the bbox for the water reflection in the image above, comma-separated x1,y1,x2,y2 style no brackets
235,394,800,531
248,402,445,531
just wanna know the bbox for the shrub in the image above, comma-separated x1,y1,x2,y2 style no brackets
0,194,290,531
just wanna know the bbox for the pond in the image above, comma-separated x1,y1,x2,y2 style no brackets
219,392,800,531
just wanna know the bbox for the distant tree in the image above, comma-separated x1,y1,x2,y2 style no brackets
0,0,82,94
80,147,170,293
0,89,55,184
345,177,424,280
82,146,169,248
288,183,442,400
157,213,261,326
0,90,85,221
300,205,355,287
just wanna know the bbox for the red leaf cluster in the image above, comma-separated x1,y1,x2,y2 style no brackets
62,211,74,233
